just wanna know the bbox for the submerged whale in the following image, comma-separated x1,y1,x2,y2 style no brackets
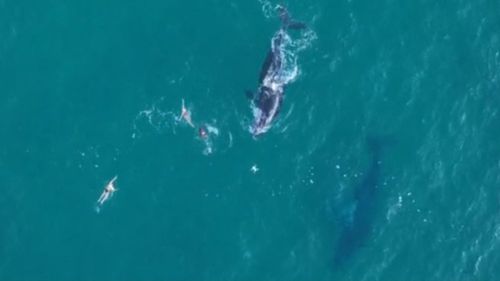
249,6,306,136
333,137,388,266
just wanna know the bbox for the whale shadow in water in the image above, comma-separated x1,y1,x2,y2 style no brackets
333,137,391,267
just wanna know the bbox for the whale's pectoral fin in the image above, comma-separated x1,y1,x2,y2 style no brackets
259,51,273,83
288,21,307,30
245,90,255,100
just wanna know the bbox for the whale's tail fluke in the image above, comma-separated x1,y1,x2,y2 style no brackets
276,5,307,30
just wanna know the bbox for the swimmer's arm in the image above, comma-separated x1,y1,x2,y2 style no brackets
109,175,118,185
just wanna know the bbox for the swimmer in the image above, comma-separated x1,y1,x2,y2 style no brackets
199,126,208,139
179,99,195,128
198,125,214,155
97,176,118,206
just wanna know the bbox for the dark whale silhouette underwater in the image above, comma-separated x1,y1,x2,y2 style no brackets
333,137,389,266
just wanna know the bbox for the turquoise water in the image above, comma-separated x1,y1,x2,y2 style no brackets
1,0,500,280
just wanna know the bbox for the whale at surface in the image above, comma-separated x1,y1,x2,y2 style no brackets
249,5,307,136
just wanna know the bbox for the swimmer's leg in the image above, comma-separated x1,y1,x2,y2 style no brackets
97,194,105,205
97,192,108,205
177,99,186,122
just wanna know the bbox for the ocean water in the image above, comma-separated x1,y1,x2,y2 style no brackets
1,0,500,280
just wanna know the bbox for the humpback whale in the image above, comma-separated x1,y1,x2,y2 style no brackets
249,5,306,136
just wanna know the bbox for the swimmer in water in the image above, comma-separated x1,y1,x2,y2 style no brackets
179,99,195,128
199,126,208,139
198,124,213,154
97,176,118,206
